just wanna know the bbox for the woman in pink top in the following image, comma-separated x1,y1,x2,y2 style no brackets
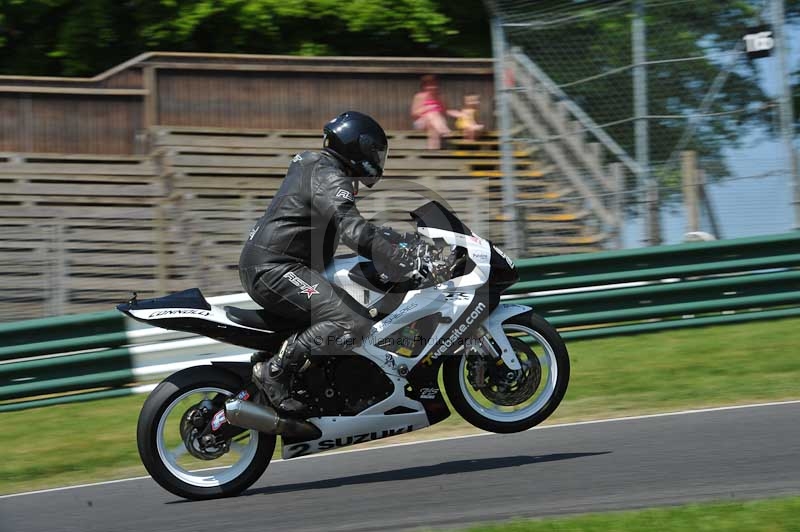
411,74,451,150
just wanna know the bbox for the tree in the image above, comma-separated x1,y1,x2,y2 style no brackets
1,0,793,169
0,0,491,76
494,0,798,191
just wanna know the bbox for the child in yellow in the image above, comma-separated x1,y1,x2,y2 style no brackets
449,94,485,141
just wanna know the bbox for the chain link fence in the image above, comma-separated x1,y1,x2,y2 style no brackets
486,0,799,255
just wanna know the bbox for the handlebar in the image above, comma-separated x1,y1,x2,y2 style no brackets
411,241,466,288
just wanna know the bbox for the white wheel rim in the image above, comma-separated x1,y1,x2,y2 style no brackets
156,387,259,488
459,323,558,423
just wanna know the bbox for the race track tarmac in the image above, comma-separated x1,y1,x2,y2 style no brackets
2,401,799,532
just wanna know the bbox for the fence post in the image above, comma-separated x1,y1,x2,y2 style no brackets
633,0,661,246
516,204,528,253
698,168,722,239
771,0,800,228
611,162,625,248
681,151,699,234
50,221,67,316
469,194,483,237
153,149,169,294
143,66,159,130
491,16,520,257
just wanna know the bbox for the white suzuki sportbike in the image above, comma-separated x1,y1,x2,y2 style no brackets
118,201,570,500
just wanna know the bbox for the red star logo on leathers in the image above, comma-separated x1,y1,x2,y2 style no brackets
283,271,321,299
300,284,319,299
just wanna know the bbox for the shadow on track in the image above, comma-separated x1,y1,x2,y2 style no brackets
167,451,608,503
245,452,610,496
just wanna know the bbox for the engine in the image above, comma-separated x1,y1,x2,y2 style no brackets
295,355,393,416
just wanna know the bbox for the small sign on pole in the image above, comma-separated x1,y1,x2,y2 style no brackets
742,25,774,59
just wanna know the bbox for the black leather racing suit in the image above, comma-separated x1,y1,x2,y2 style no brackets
239,148,411,372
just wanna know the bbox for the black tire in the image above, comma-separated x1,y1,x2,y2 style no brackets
443,312,570,434
137,365,276,500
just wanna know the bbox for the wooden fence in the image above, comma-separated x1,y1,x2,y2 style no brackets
0,53,495,155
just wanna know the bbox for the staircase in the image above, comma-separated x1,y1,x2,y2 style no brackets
442,136,608,255
499,48,638,253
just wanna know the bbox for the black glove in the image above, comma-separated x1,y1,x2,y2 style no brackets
373,229,431,283
398,241,432,283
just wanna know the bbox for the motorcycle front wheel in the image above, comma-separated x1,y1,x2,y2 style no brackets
137,365,276,500
443,312,570,434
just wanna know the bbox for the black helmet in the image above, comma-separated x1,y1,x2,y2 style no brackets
323,111,388,188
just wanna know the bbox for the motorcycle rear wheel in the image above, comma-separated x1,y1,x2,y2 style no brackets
443,312,569,433
137,365,276,500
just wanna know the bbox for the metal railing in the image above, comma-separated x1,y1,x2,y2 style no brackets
505,49,630,246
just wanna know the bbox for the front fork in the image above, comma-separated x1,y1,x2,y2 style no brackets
474,325,521,371
477,303,532,371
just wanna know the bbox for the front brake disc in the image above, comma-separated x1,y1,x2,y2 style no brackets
480,337,542,407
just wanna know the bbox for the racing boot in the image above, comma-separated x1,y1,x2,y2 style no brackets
252,338,308,415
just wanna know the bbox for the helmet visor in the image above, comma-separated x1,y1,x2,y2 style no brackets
376,146,388,174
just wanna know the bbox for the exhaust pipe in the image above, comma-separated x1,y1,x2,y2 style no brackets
224,399,321,441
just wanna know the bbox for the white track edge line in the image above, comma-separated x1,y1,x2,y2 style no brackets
2,398,798,499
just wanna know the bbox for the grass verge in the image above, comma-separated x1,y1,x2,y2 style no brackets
3,317,800,495
440,496,800,532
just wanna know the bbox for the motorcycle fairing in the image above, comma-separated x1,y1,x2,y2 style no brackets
410,200,472,236
120,201,532,459
119,288,211,311
117,290,292,352
282,411,430,459
279,301,531,459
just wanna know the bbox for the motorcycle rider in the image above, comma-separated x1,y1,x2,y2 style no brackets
239,111,428,415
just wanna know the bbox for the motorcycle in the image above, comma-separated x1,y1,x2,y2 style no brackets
118,200,570,500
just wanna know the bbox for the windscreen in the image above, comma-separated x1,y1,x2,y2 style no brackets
376,146,388,173
410,201,472,236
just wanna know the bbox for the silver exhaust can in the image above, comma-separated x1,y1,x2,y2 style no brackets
224,399,320,440
225,399,281,434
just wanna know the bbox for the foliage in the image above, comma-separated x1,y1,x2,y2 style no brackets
0,0,795,177
0,0,490,76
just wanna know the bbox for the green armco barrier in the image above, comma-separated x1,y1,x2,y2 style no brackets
0,310,134,403
1,231,799,411
513,271,800,320
0,386,141,413
510,253,800,293
544,291,800,328
0,310,124,351
558,307,800,341
0,368,136,402
512,231,800,283
0,345,134,402
0,331,131,362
